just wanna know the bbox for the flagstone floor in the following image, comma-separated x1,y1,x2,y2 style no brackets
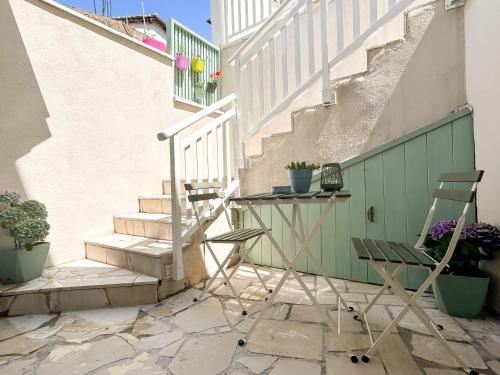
0,264,499,375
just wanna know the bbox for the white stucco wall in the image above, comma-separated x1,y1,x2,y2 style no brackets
464,0,500,312
0,0,212,266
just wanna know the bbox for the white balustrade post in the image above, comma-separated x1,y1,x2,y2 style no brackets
234,56,246,169
320,0,331,104
211,0,226,46
169,135,185,280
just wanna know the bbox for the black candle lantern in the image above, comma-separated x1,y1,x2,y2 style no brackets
320,163,344,192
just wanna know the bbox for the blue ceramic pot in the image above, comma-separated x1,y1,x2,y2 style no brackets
288,169,313,193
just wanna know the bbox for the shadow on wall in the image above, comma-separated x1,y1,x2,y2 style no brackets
0,2,51,248
363,3,466,151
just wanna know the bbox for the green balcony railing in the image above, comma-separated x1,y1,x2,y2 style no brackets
167,18,221,106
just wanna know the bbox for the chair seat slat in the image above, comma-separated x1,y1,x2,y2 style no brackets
188,192,225,202
206,228,266,243
374,240,403,263
387,242,420,266
185,181,224,190
352,237,371,260
400,243,436,267
438,170,483,183
433,188,475,203
363,239,388,262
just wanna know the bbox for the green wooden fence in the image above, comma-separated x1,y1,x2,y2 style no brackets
167,19,221,106
239,108,476,290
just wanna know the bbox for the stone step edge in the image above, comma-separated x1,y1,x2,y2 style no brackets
113,213,190,225
84,237,191,259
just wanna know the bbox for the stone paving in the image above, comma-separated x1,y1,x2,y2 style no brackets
0,264,499,374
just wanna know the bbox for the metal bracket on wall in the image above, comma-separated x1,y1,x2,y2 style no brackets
445,0,465,10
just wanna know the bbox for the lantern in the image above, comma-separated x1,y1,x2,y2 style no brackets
320,163,344,192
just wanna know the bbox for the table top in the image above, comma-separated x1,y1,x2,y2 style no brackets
231,190,351,205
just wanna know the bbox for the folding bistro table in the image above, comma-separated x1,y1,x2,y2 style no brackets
232,190,358,362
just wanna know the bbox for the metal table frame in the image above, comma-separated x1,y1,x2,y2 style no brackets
232,191,357,360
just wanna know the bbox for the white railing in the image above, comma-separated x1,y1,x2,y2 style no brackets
228,0,416,138
211,0,281,46
157,94,241,280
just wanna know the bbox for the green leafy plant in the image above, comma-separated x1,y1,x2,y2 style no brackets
285,161,321,170
423,220,500,277
0,191,49,251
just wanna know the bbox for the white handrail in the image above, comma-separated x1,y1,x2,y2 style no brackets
157,94,240,281
157,94,237,141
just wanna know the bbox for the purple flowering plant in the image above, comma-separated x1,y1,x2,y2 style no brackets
424,220,500,277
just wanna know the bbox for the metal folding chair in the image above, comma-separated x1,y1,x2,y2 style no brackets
187,181,272,315
351,171,484,375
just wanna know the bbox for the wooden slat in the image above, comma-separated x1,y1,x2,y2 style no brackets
438,170,483,183
400,243,436,267
207,228,266,243
387,241,419,266
374,240,402,263
269,37,276,108
370,0,378,24
258,50,265,118
246,61,254,125
336,0,344,51
279,193,304,199
362,239,387,262
315,191,335,199
188,191,224,202
334,190,351,197
433,188,475,203
185,181,224,190
293,14,301,87
351,237,371,260
306,0,315,76
352,0,360,38
280,26,288,98
297,191,321,198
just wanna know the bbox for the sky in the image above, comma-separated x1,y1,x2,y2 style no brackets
61,0,213,40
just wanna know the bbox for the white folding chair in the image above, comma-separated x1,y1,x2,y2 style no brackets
187,182,272,315
351,170,484,375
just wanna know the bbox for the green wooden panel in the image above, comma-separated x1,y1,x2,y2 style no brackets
405,135,432,288
307,202,322,275
364,154,385,284
260,206,272,266
451,116,476,224
296,205,309,272
335,171,351,279
349,163,368,282
281,204,295,269
271,205,284,268
382,145,409,288
249,206,262,264
321,201,337,277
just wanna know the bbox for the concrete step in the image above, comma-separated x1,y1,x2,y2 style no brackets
0,259,158,316
84,233,190,280
113,212,189,241
138,194,188,215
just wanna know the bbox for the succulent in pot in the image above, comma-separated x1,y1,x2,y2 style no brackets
0,191,50,283
285,161,321,193
424,220,500,317
206,70,222,94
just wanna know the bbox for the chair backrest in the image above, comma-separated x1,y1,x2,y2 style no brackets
416,170,484,271
184,181,228,236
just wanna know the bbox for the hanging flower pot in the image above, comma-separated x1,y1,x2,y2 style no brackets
206,82,218,94
206,71,222,94
191,55,205,74
176,53,189,71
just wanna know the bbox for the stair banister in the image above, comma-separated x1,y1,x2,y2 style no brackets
157,94,240,280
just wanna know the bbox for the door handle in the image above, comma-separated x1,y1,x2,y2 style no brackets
367,206,375,222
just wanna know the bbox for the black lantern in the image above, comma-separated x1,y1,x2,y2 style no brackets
320,163,344,192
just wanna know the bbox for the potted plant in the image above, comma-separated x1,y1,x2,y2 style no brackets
175,44,189,71
285,161,321,193
191,55,205,74
206,70,222,94
194,81,205,103
0,191,50,283
424,220,500,318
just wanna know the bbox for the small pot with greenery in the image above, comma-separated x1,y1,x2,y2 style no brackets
0,191,50,283
285,162,321,193
424,220,500,318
